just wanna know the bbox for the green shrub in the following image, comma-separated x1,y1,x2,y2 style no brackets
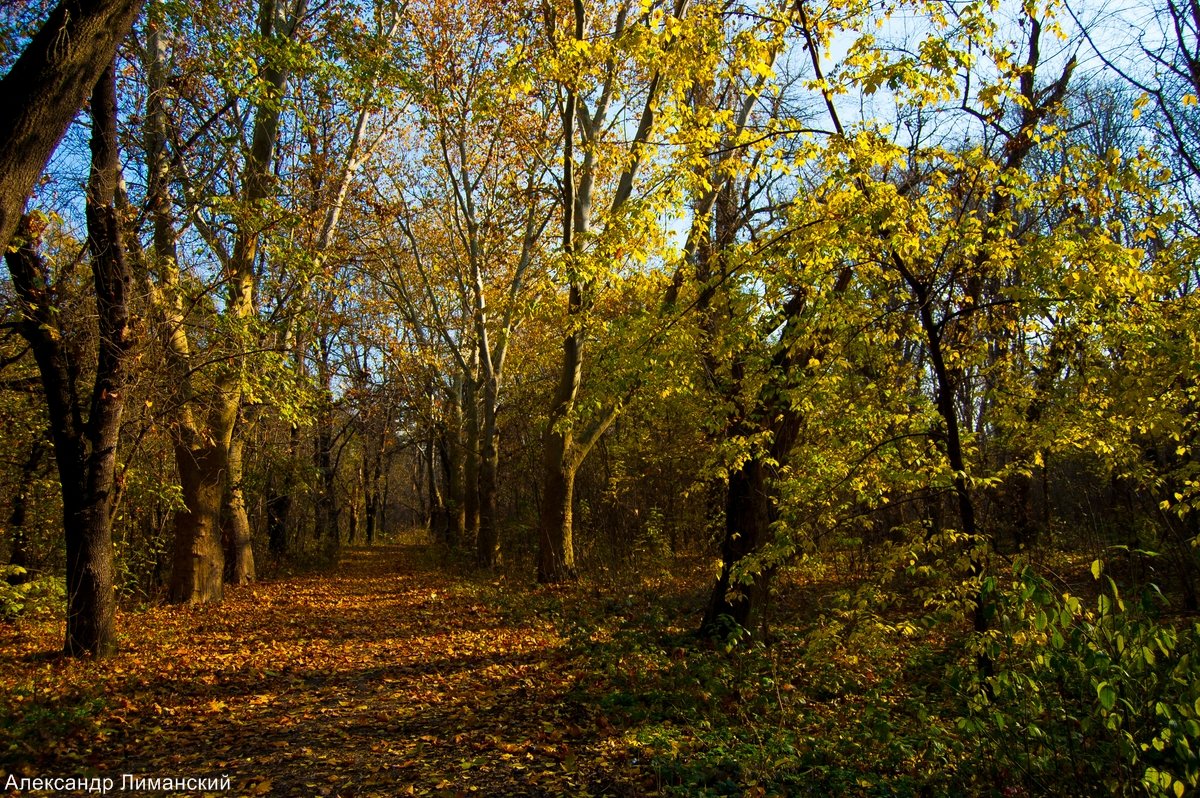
958,562,1200,796
0,566,66,622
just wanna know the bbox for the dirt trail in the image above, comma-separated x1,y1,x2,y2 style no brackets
1,547,632,796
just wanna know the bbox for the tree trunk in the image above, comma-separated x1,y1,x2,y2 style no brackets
365,485,379,545
7,441,45,582
698,395,805,642
266,486,291,558
70,63,131,654
443,389,466,546
906,272,987,634
266,424,298,558
0,0,144,253
538,445,578,583
701,457,775,637
223,423,255,584
429,431,451,544
463,374,480,549
314,340,340,545
161,0,306,601
6,63,134,655
364,432,385,545
315,413,339,541
537,282,584,582
476,398,500,569
169,442,226,603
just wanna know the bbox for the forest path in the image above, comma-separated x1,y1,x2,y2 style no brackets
1,546,645,797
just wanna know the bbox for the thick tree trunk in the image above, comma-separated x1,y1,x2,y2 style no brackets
701,458,775,637
162,0,306,600
223,427,255,584
538,446,578,583
70,63,130,655
699,397,803,641
0,0,143,253
62,494,117,655
170,443,226,603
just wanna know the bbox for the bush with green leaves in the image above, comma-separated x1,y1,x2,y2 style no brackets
957,562,1200,796
0,565,66,622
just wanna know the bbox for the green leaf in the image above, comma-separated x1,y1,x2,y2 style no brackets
1091,559,1103,580
1097,681,1116,711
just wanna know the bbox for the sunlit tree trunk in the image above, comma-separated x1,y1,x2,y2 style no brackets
223,415,255,584
170,443,227,603
536,0,680,581
538,437,579,582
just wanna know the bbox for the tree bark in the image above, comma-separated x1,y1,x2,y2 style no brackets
701,457,775,636
314,353,340,544
429,429,451,544
266,484,291,558
222,418,255,584
462,369,480,548
170,442,226,603
538,457,578,582
443,385,466,547
476,393,501,569
0,0,144,253
896,259,987,634
535,0,677,580
162,0,307,600
364,425,386,545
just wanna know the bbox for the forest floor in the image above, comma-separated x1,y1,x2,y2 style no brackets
1,543,975,797
0,544,737,797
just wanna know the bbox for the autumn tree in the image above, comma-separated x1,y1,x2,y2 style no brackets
6,62,136,655
535,0,710,582
137,0,402,598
